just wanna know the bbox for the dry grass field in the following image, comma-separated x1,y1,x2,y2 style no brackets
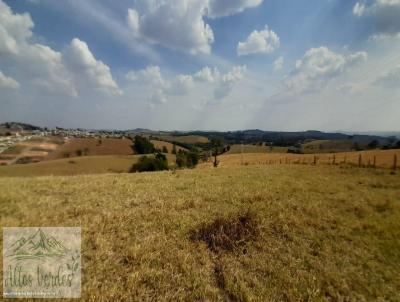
45,138,134,160
0,155,174,177
226,144,288,154
150,140,188,153
0,165,399,301
301,140,360,153
208,149,400,170
0,136,63,165
155,135,209,144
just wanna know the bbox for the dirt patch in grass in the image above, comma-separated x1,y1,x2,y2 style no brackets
190,210,260,253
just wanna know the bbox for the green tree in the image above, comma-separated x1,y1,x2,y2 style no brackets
368,140,379,149
211,139,223,167
176,150,199,169
134,135,155,154
130,152,168,173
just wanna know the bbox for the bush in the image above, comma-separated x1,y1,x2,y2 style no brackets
190,210,259,252
368,140,379,149
130,153,169,173
134,136,155,154
176,150,199,168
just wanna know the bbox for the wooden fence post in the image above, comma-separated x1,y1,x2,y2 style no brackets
358,154,362,167
333,155,336,165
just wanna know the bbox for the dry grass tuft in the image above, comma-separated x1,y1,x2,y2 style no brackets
190,210,260,253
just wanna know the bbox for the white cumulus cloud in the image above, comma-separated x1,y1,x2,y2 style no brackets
237,26,280,56
127,0,265,55
66,38,122,96
194,66,221,82
127,0,213,55
0,71,20,90
375,64,400,88
207,0,263,18
285,47,367,93
353,0,400,37
274,56,284,71
353,2,365,17
0,0,77,97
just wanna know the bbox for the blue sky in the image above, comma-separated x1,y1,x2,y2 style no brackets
1,0,400,131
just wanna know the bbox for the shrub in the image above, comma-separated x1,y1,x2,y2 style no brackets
190,210,259,253
134,135,155,154
368,140,379,149
130,153,169,173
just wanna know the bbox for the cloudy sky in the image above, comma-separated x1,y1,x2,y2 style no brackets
0,0,399,131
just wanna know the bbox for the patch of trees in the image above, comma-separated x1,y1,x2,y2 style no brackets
175,150,199,168
134,135,155,154
75,148,89,157
381,141,400,150
368,140,379,149
287,148,303,154
130,153,168,173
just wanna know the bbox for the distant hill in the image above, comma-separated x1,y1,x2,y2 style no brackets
0,122,42,131
184,130,390,147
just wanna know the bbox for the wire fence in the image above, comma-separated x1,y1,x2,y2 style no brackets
212,150,400,170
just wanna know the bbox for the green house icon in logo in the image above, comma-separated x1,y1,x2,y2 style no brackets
6,228,69,261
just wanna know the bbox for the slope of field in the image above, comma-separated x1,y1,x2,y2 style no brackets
1,165,399,301
301,139,360,153
0,154,172,177
150,140,188,153
226,144,288,154
45,138,134,160
0,136,63,165
155,134,209,144
209,149,400,169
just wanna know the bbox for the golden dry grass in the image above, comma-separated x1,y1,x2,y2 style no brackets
206,149,400,170
1,165,399,301
150,140,188,153
0,155,175,177
301,140,358,153
156,135,209,144
226,144,288,154
45,138,134,160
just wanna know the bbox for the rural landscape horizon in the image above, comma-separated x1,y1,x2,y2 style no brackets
1,0,400,301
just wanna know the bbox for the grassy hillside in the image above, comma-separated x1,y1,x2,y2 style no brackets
1,165,399,301
210,149,400,170
0,154,173,177
226,144,288,154
150,139,188,153
155,134,209,144
45,138,134,160
301,140,360,153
